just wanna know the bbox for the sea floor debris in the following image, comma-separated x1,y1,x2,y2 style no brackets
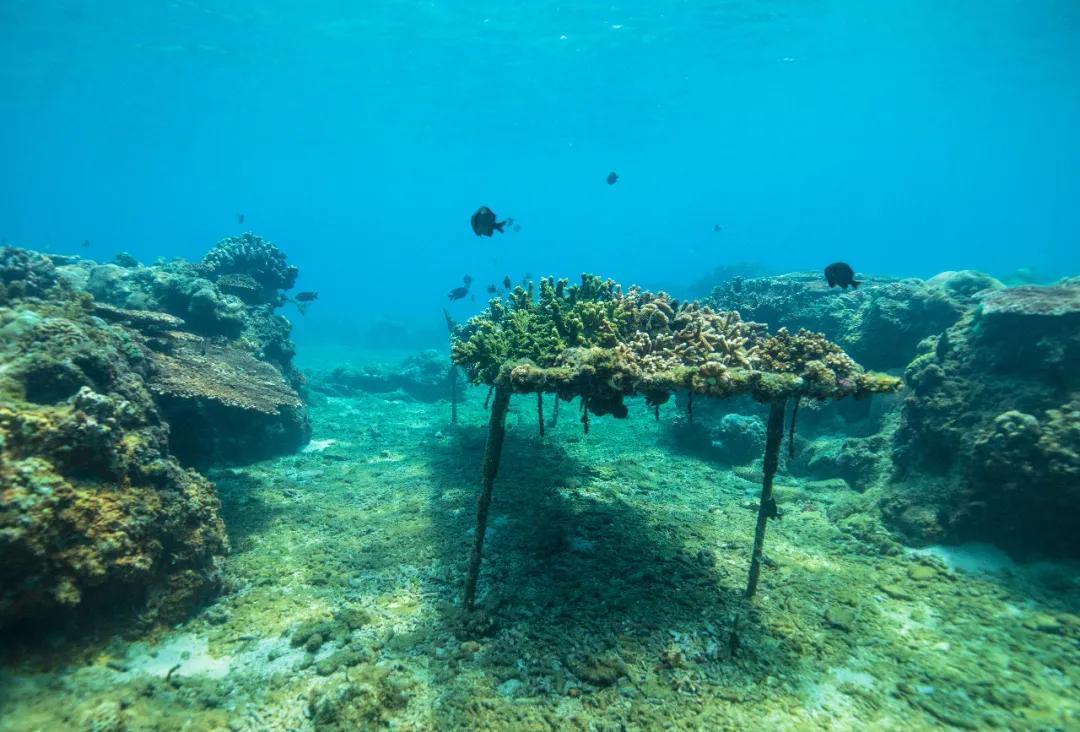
1,375,1077,730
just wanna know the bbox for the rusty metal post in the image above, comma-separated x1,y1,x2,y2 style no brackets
463,386,512,609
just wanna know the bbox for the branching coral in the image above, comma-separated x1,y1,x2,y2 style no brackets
451,274,900,417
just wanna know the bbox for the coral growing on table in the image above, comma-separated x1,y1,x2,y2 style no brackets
452,274,901,416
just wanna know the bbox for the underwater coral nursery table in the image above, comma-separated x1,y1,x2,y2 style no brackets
450,275,901,609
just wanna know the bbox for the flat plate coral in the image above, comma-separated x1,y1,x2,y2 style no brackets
148,342,303,415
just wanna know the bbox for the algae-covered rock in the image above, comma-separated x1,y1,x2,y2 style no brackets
711,413,766,464
311,350,461,403
45,238,311,466
0,281,228,629
708,271,973,371
888,281,1080,556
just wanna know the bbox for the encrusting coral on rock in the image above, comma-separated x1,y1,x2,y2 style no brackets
199,232,300,305
47,234,310,465
707,271,995,371
887,280,1080,555
0,257,228,629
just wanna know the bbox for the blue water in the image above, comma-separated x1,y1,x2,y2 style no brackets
2,1,1079,349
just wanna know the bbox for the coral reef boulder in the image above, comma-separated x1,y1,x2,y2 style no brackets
710,413,766,464
708,272,977,371
147,340,310,467
199,232,299,304
887,281,1080,556
0,294,228,630
1,246,59,301
52,237,310,464
311,350,460,403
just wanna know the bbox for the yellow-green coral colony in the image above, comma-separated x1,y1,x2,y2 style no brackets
451,274,901,415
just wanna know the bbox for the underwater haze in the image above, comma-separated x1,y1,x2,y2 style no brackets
2,1,1080,348
3,3,1080,731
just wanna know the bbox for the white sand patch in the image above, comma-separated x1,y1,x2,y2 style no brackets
829,666,876,689
910,542,1015,575
302,439,338,453
124,633,231,679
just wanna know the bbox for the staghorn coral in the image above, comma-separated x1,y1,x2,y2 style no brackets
451,274,900,419
200,232,299,303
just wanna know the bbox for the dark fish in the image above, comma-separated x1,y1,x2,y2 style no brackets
81,239,91,248
448,274,473,302
237,213,245,224
824,262,860,289
502,275,512,290
486,284,498,294
295,291,318,302
471,207,507,237
513,224,521,233
714,224,722,232
606,171,619,185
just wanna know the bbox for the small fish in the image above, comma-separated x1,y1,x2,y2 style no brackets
486,284,498,294
606,171,619,185
513,224,521,233
294,291,318,302
824,262,860,289
714,224,722,232
502,275,512,290
471,207,507,237
81,239,91,248
448,274,472,302
237,213,245,224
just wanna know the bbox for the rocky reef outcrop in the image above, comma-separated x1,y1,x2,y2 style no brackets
886,282,1080,556
310,350,461,403
54,233,310,465
0,252,228,629
707,271,1000,371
